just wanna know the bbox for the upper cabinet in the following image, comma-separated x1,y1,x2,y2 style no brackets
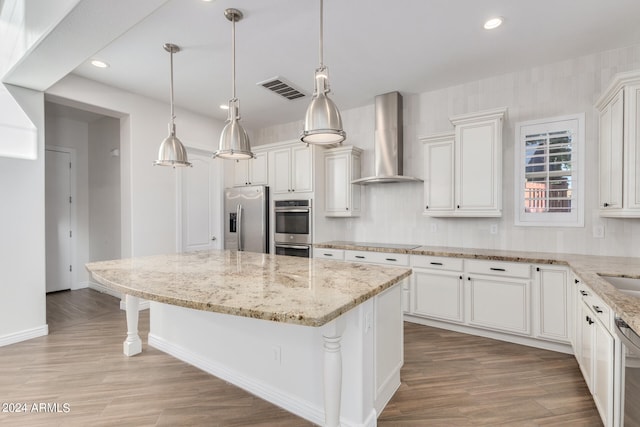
324,145,363,217
269,143,314,194
421,107,507,217
596,70,640,217
233,150,268,187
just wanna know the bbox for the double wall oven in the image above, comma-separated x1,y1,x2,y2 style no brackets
274,199,312,258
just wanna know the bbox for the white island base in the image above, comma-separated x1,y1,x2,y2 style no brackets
128,283,403,427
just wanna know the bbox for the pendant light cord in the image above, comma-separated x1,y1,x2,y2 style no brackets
231,15,237,100
169,48,176,126
319,0,324,68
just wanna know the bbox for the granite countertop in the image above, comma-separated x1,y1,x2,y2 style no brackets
315,241,640,333
85,250,411,327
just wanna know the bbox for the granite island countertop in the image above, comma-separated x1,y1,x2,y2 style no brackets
315,241,640,333
85,249,412,327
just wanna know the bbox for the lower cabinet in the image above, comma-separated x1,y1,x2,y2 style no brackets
575,280,617,427
467,274,530,335
413,269,464,323
536,265,571,344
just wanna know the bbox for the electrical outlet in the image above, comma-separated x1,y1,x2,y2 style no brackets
593,224,605,239
489,224,498,235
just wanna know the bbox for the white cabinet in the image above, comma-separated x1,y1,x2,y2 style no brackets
421,107,507,217
466,259,531,335
596,70,640,217
411,255,464,322
535,265,571,344
271,144,313,194
324,145,362,217
314,248,344,261
421,133,455,213
575,281,617,426
233,150,268,187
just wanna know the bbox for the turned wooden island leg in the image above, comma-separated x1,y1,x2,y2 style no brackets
123,294,142,356
322,317,346,427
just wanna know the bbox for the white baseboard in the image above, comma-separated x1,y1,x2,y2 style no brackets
72,280,89,290
148,333,372,427
0,324,48,347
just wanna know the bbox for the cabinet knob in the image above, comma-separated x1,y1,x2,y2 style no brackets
346,207,349,210
603,202,610,207
457,205,460,209
425,205,429,210
575,278,579,284
593,305,603,314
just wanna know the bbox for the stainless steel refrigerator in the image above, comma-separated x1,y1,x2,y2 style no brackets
224,186,269,253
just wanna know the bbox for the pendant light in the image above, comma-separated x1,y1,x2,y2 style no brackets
213,8,254,160
301,0,346,145
154,43,191,167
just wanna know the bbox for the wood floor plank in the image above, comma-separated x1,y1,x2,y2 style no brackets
0,289,602,426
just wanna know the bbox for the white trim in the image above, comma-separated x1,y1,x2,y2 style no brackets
514,113,585,227
0,325,48,347
148,333,376,427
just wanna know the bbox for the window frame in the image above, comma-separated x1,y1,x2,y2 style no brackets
514,113,585,227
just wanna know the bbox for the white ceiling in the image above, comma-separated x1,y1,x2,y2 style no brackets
62,0,640,129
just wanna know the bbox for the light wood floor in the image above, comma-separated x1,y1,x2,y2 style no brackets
0,289,602,426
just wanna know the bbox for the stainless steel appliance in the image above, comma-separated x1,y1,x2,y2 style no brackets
224,186,269,253
615,317,640,426
274,199,312,258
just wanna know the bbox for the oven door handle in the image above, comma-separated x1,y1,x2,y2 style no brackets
274,208,311,213
275,244,310,250
615,317,640,353
236,204,242,251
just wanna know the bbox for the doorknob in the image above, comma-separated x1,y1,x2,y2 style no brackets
211,236,217,241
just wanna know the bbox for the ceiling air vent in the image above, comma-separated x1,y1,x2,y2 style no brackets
257,76,307,101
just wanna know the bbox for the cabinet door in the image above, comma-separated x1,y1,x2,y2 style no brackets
271,148,291,194
413,269,464,323
578,301,594,390
423,138,455,213
325,153,349,215
250,151,268,185
537,266,571,343
292,145,313,192
233,160,249,187
627,84,640,210
468,275,530,335
592,319,614,426
456,120,500,213
599,89,624,210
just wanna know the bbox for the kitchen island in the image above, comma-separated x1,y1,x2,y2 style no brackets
86,250,411,427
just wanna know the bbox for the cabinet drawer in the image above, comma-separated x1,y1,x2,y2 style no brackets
411,255,463,271
466,259,531,278
345,250,409,266
314,248,344,261
577,283,613,331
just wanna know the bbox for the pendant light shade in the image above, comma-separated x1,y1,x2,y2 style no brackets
154,43,191,167
213,8,254,160
301,0,346,145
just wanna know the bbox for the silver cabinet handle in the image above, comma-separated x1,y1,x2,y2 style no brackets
615,318,640,352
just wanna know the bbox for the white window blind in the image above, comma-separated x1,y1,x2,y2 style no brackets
515,114,584,227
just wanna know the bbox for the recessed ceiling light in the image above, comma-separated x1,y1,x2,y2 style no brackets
90,59,109,68
220,104,229,110
484,17,503,30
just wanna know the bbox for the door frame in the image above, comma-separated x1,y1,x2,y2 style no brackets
175,146,224,252
45,145,78,291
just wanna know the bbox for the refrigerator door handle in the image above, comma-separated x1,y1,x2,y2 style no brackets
236,204,242,251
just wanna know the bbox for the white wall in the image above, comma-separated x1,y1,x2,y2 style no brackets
88,117,121,263
254,44,640,257
47,75,225,258
0,85,47,343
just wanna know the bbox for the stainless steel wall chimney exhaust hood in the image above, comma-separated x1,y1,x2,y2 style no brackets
352,91,423,185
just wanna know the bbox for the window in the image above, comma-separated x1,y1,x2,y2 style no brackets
514,114,584,227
